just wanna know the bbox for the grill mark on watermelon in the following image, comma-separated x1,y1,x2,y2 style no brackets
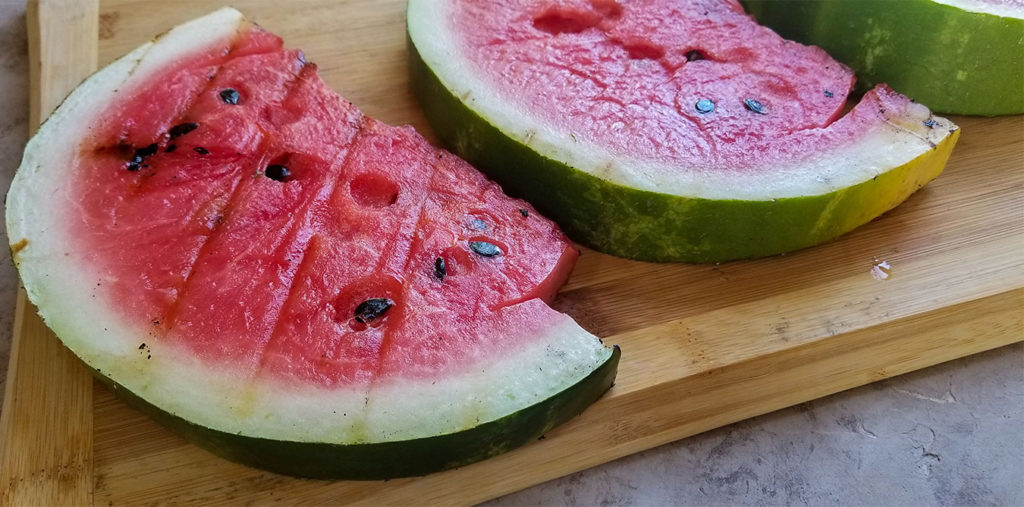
367,152,452,384
255,117,443,387
163,59,362,373
97,45,314,362
155,58,310,341
74,37,269,325
366,149,579,382
317,122,438,385
88,27,289,195
88,26,283,159
254,118,381,386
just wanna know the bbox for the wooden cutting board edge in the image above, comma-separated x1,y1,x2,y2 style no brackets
0,1,98,506
1,1,1021,504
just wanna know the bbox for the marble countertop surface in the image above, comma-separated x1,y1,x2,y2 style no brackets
0,3,1020,505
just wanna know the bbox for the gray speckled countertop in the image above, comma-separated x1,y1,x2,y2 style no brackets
0,4,1020,505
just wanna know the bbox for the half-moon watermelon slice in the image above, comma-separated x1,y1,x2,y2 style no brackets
407,0,961,262
6,8,618,479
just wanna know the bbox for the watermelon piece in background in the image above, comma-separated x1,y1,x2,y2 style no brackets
742,0,1024,116
5,8,618,479
407,0,961,262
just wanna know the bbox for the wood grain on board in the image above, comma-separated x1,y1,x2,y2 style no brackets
2,0,1022,504
0,1,98,505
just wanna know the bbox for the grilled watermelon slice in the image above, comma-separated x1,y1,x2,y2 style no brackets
407,0,960,262
5,8,618,479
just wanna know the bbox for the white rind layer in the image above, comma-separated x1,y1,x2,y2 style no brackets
6,7,613,444
365,301,610,442
933,0,1024,18
406,0,957,201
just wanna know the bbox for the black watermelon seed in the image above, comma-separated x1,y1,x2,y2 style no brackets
469,218,488,230
137,143,158,158
126,143,158,171
470,241,502,257
824,90,834,98
695,98,715,113
519,209,529,218
354,298,393,323
219,88,240,105
168,122,199,139
685,50,706,61
193,147,210,155
743,98,767,114
165,144,177,153
265,164,290,181
434,257,446,281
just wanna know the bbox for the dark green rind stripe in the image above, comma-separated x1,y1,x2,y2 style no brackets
93,345,619,480
742,0,1024,116
408,38,957,263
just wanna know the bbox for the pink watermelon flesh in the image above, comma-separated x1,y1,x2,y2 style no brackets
451,0,898,171
72,25,577,387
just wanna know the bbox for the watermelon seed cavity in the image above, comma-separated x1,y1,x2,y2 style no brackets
350,173,400,208
469,241,502,257
622,40,665,60
354,298,394,323
532,9,599,35
743,98,767,114
265,164,291,182
434,257,446,281
168,122,199,139
193,147,210,155
219,88,241,105
126,143,158,171
685,50,705,61
695,99,715,114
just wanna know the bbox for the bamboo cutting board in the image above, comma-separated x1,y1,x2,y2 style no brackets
2,0,1022,504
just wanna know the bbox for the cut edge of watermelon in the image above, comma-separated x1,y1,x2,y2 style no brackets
406,0,958,202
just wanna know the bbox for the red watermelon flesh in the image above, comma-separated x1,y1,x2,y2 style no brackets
450,0,878,171
69,23,578,389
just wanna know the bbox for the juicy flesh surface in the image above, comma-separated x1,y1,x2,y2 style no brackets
72,26,577,386
450,0,893,171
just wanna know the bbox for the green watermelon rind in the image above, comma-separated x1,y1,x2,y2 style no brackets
406,29,960,263
742,0,1024,116
6,7,620,479
95,345,619,480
